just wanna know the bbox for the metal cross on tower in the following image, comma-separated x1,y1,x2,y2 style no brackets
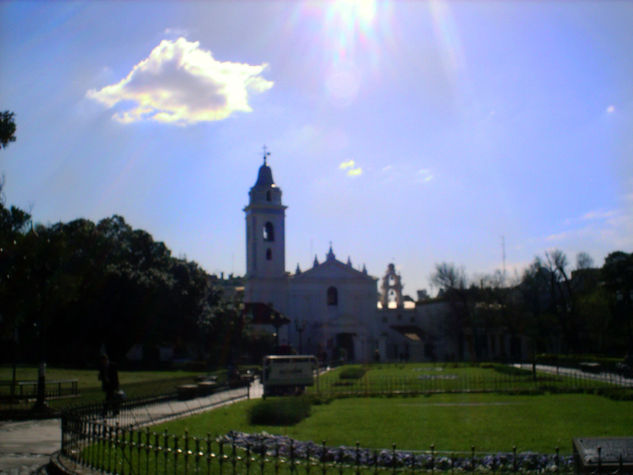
262,145,270,164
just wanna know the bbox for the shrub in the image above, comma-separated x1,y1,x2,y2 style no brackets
248,397,311,425
339,367,367,380
490,364,532,377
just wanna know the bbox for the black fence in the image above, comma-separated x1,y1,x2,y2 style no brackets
0,378,79,401
57,367,633,474
310,366,633,399
59,418,581,474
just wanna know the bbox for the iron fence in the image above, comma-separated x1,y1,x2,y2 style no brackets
58,368,633,474
311,367,633,398
60,418,583,474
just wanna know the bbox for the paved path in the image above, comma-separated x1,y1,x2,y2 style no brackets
0,419,59,475
0,382,263,474
512,363,633,387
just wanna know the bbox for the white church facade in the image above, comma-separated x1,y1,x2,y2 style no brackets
243,157,526,363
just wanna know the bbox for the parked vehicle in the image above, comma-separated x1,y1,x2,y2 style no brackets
262,355,318,398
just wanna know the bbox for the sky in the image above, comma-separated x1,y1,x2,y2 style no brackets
1,0,632,295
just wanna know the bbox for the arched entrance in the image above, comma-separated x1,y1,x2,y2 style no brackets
335,333,355,362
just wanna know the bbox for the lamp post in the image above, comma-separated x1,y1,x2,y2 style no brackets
295,320,306,354
30,226,49,413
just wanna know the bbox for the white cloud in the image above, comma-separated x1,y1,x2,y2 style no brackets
416,168,434,183
87,37,273,125
339,159,355,170
606,105,615,113
546,207,633,250
338,159,362,176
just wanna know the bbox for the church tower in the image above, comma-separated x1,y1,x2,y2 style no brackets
244,149,288,306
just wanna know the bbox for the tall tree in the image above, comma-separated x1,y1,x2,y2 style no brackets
0,111,17,149
431,263,472,360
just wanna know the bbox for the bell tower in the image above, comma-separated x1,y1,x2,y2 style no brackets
244,148,287,305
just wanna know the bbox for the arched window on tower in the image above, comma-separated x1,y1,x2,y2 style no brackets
266,190,271,202
263,222,275,242
266,248,272,260
327,286,338,306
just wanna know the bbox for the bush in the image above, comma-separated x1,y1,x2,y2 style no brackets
490,364,533,377
339,367,367,380
248,397,311,425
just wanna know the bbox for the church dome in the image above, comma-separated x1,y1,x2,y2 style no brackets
254,162,275,188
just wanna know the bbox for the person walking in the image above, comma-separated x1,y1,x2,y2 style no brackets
98,354,120,417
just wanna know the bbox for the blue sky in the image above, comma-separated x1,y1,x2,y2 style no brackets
1,1,632,295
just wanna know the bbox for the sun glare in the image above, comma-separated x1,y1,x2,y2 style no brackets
330,0,377,28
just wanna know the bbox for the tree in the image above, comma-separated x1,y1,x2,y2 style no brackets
0,111,17,149
431,263,473,360
576,252,594,270
602,251,633,355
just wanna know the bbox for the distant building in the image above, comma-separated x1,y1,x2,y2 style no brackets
243,156,526,363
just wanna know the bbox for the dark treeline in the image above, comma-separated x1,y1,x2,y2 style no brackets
0,193,272,369
431,249,633,360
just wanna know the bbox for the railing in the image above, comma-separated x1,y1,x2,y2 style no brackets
310,367,633,399
60,384,251,472
60,420,580,474
0,378,79,400
58,368,633,474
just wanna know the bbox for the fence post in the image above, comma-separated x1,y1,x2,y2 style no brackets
174,434,180,475
289,439,295,474
597,446,602,474
155,431,160,475
392,443,397,474
555,446,559,473
231,434,237,475
163,429,169,475
472,446,476,472
137,428,143,475
114,423,120,474
274,440,280,475
431,444,435,474
184,430,189,475
246,441,251,475
512,446,517,473
306,443,312,475
355,441,360,475
219,438,224,475
144,427,150,475
194,437,200,474
206,433,212,475
321,441,327,475
338,447,344,475
259,435,266,475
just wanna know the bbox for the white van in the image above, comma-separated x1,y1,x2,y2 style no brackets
262,355,318,398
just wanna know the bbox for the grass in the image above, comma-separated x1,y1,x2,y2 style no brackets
153,392,633,454
0,365,204,411
311,362,614,396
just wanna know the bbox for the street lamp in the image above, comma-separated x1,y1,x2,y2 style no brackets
295,320,306,354
29,226,49,413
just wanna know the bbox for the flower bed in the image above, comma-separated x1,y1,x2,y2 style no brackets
218,431,574,472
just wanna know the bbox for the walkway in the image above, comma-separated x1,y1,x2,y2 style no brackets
512,363,633,387
0,381,262,475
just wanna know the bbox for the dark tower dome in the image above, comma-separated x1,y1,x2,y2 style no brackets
254,162,275,188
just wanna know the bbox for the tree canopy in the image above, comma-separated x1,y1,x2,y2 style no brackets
0,110,17,149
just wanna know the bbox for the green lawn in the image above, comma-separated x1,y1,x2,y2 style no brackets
153,393,633,454
0,365,204,410
311,362,611,395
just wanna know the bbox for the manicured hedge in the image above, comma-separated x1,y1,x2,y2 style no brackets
338,367,367,380
248,396,312,425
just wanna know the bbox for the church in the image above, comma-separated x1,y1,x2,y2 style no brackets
242,155,468,364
